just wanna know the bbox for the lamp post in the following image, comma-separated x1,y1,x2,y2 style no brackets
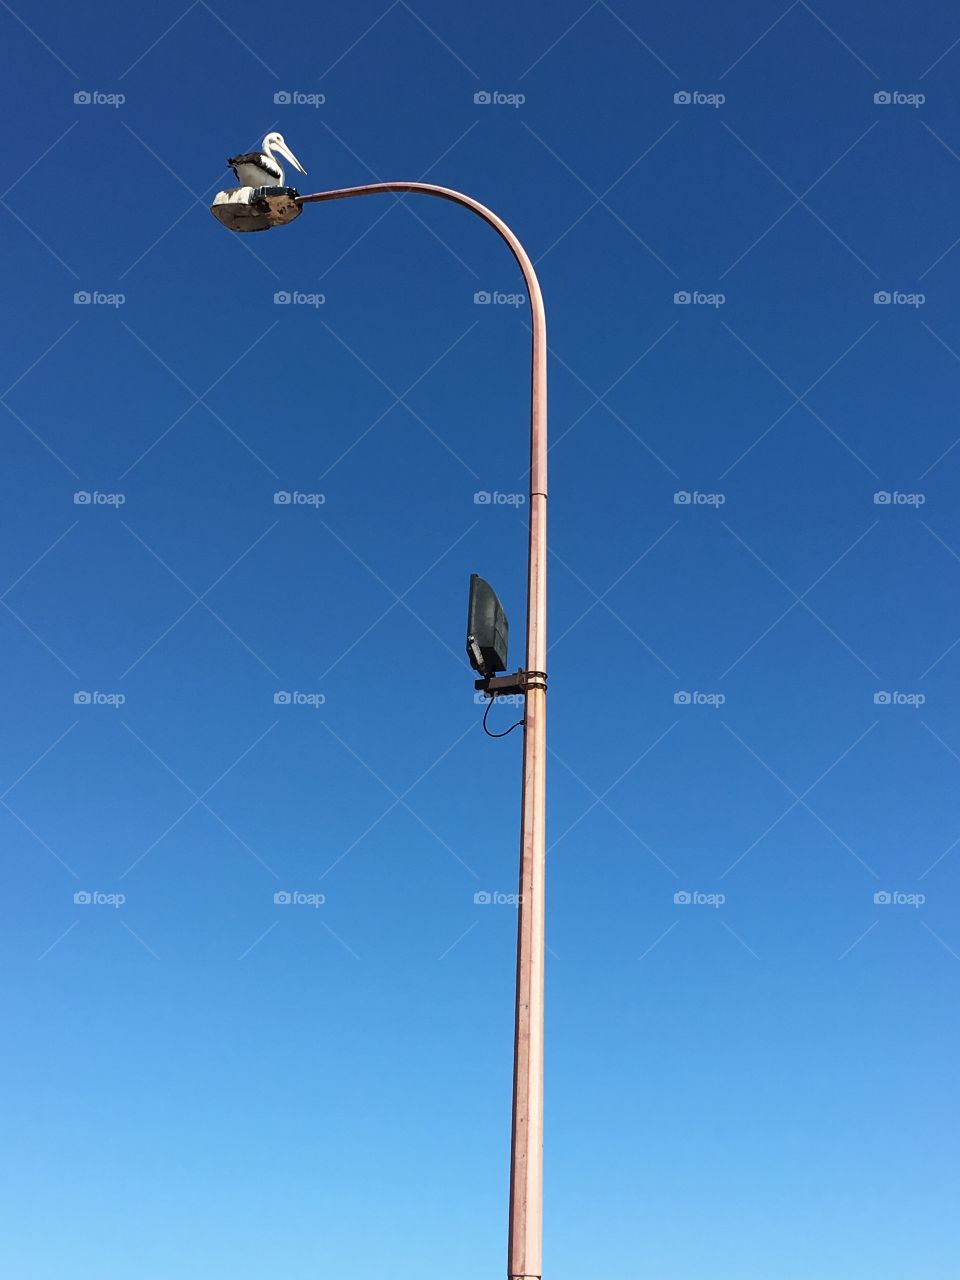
214,180,547,1280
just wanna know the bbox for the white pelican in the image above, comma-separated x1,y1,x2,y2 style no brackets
227,132,308,188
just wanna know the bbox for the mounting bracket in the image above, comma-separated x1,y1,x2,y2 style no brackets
475,669,548,700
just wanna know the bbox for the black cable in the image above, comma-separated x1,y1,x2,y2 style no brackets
482,695,525,738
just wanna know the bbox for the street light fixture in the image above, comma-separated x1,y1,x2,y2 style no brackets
212,176,548,1280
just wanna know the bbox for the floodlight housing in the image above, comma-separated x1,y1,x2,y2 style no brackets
466,574,509,677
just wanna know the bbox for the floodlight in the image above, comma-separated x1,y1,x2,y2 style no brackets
466,574,509,677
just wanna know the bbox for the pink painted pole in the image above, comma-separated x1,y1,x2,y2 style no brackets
299,184,548,1280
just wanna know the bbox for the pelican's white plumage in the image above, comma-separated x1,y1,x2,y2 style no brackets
228,132,308,189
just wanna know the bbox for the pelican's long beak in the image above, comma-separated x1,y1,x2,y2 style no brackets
274,138,307,176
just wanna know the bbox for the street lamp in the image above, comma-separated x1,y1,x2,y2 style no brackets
213,177,548,1280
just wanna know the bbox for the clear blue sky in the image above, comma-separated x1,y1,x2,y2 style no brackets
2,1,959,1276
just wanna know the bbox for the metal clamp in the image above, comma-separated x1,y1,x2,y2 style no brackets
475,668,548,699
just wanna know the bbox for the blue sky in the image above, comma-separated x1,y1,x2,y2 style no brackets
2,0,960,1276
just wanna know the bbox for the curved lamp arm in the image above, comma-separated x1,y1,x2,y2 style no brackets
299,182,547,676
299,183,548,1280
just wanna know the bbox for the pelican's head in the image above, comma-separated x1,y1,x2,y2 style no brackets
262,131,308,178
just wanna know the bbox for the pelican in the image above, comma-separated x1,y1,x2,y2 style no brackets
227,132,308,189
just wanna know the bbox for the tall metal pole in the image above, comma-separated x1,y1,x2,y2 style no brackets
299,184,547,1278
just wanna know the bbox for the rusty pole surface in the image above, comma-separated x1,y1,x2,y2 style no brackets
299,183,548,1280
